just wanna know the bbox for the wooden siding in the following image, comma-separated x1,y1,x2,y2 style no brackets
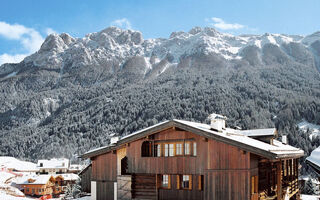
80,165,92,193
92,152,117,182
124,128,252,200
91,127,300,200
92,152,117,200
158,174,204,200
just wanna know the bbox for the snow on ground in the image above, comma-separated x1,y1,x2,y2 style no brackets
5,71,17,78
0,157,37,171
74,196,91,200
298,120,320,140
0,192,33,200
301,194,320,200
0,171,16,184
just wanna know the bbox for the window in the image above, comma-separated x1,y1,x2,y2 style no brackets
198,175,203,190
161,175,171,189
176,143,183,155
32,188,35,194
26,188,29,192
164,144,169,157
141,140,197,157
156,144,161,157
185,142,190,155
169,144,174,157
193,142,197,156
251,176,258,194
141,141,152,157
177,175,192,190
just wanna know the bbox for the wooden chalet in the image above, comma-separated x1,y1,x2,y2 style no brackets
17,175,57,197
82,114,304,200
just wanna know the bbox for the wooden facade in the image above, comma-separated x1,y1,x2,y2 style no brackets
83,120,303,200
18,176,55,197
79,164,92,193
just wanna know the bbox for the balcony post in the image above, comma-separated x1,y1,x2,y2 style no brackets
277,161,282,200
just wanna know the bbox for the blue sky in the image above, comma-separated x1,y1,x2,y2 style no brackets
0,0,320,64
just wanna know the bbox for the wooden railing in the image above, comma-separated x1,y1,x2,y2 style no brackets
287,178,299,198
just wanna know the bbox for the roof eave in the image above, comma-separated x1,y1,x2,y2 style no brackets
81,120,304,160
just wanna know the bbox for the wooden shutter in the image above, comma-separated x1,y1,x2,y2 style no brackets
177,175,180,189
254,176,258,193
251,176,254,194
168,175,171,189
189,175,192,190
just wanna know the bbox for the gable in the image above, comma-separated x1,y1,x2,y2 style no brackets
82,120,303,160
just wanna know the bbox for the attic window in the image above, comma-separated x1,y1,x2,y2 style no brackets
28,178,36,183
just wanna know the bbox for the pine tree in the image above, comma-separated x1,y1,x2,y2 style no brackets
303,179,315,195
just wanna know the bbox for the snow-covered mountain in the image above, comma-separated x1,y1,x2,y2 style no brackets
0,27,319,160
1,26,320,80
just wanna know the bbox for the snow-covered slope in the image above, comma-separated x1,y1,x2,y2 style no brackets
2,26,318,79
0,157,37,172
298,120,320,140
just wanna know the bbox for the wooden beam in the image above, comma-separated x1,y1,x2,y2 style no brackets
276,161,282,200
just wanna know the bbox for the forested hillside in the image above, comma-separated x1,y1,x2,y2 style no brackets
0,27,319,168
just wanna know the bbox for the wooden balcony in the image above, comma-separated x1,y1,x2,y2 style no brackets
285,178,299,198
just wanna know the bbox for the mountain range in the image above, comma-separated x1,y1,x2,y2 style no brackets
0,27,319,161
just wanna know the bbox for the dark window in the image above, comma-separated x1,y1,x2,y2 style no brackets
141,141,152,157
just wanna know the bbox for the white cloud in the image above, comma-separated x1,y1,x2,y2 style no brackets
0,21,53,65
45,28,57,35
110,18,132,29
0,53,27,65
208,17,244,30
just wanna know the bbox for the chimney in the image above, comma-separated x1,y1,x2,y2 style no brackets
208,113,227,132
110,136,119,144
282,135,288,144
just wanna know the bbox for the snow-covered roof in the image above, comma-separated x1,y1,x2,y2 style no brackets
240,128,276,137
82,119,304,159
174,120,302,157
0,157,38,172
69,164,83,171
55,173,79,181
37,158,69,169
17,175,53,185
306,147,320,173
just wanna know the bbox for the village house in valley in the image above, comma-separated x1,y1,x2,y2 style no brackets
81,114,304,200
17,175,57,197
37,158,69,174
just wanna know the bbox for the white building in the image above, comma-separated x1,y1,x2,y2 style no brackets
37,158,69,174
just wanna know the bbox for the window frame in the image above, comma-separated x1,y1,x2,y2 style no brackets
175,143,183,156
164,144,169,157
177,174,192,190
184,142,191,155
160,174,171,189
193,142,197,156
